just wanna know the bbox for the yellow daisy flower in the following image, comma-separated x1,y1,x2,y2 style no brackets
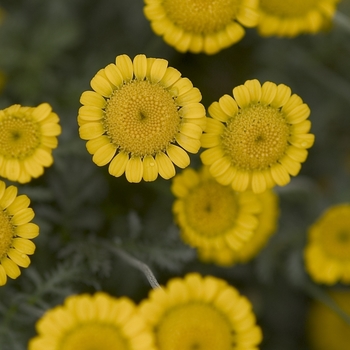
307,290,350,350
78,54,206,183
139,273,262,349
304,203,350,285
0,103,61,183
199,188,279,266
171,166,262,254
29,292,156,350
143,0,260,55
200,79,315,193
0,180,39,286
257,0,340,37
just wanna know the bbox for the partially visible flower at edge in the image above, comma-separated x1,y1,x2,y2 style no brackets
0,180,39,286
139,273,262,349
304,203,350,285
28,292,156,350
78,53,206,183
256,0,340,37
143,0,260,55
200,79,315,193
0,103,61,183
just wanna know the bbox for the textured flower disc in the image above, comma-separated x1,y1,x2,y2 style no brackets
0,180,39,286
0,103,61,183
171,166,262,253
143,0,259,54
304,203,350,285
257,0,340,37
28,292,156,350
78,54,206,183
200,79,315,193
198,188,279,266
139,273,262,350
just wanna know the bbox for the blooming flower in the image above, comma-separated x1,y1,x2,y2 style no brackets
304,203,350,285
307,290,350,350
257,0,340,37
200,79,315,193
78,54,206,183
139,273,262,349
0,180,39,286
143,0,260,55
171,166,262,255
29,292,156,350
0,103,61,183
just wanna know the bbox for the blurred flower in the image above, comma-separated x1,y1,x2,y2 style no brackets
29,292,156,350
199,188,279,266
307,290,350,350
304,203,350,285
143,0,260,54
257,0,340,37
0,103,61,183
139,273,262,349
78,54,206,183
200,79,314,193
0,181,39,286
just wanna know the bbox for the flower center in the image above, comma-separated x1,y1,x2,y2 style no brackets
162,0,240,34
104,80,181,157
59,323,128,350
222,104,290,171
260,0,319,17
0,115,41,159
0,209,14,260
320,223,350,260
184,181,238,237
156,303,234,350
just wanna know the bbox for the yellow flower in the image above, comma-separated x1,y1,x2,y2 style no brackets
0,103,61,183
304,204,350,285
199,188,279,266
0,180,39,286
200,79,315,193
257,0,340,37
139,273,262,349
171,166,262,255
78,54,206,183
29,292,156,350
143,0,260,55
307,290,350,350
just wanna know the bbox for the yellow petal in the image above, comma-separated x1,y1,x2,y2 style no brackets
0,185,18,209
260,81,277,105
5,159,21,182
86,136,110,155
180,103,205,119
175,133,201,154
279,155,301,176
218,94,238,117
271,84,291,108
155,153,175,179
150,58,168,83
166,145,190,169
209,156,231,177
142,155,158,181
78,106,104,122
104,64,124,87
6,195,30,215
115,54,133,81
80,91,106,108
92,143,117,166
180,123,203,139
270,163,290,186
125,157,143,183
244,79,261,102
133,54,147,80
251,171,267,193
90,73,113,97
233,85,250,108
200,147,225,165
285,146,308,162
177,88,202,105
32,149,53,167
15,223,39,239
0,265,7,286
11,208,35,225
1,257,21,279
161,67,182,88
231,169,250,192
285,103,310,124
32,103,52,122
208,101,230,122
108,152,129,177
79,122,105,140
12,238,36,255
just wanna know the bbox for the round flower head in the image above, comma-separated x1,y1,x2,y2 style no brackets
304,203,350,285
0,181,39,286
200,79,315,193
78,54,206,183
29,292,156,350
257,0,340,37
171,166,262,254
143,0,260,55
0,103,61,183
199,188,279,266
307,290,350,350
139,273,262,349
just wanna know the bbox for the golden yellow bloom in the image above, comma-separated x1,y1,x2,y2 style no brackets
257,0,340,37
0,103,61,183
199,188,279,266
307,290,350,350
143,0,260,55
29,292,156,350
200,79,314,193
0,180,39,286
78,54,206,183
304,204,350,285
171,166,262,255
139,273,262,349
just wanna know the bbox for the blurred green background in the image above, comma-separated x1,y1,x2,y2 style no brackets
0,0,350,349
